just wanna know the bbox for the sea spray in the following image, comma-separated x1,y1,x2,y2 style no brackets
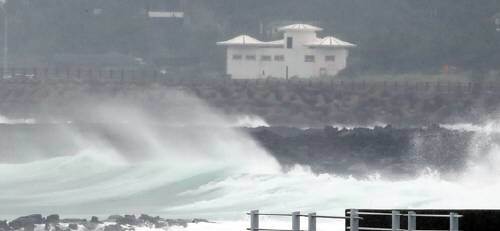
4,94,500,230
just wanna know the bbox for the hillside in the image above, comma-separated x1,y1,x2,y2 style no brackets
1,0,499,74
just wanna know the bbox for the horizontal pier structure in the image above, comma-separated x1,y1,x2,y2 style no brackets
249,209,500,231
348,209,500,231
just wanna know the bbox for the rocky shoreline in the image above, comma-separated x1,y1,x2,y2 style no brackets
0,214,209,231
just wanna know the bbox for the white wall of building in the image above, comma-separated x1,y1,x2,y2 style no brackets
227,47,349,79
220,24,355,79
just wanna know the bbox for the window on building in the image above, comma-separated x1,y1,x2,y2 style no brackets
232,54,242,60
305,55,315,62
261,55,272,61
325,55,336,62
245,55,256,61
274,55,285,61
286,37,293,49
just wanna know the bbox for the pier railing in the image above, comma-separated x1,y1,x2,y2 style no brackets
2,67,500,95
247,210,461,231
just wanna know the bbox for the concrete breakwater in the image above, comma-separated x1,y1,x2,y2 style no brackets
0,79,498,127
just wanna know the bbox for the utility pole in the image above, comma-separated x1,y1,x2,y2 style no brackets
0,0,7,78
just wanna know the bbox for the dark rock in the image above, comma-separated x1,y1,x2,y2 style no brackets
104,224,122,231
68,224,78,230
46,215,60,224
90,216,99,223
44,223,62,231
23,223,35,231
60,219,86,224
116,215,139,226
0,220,10,231
138,214,160,227
153,221,168,228
9,214,43,230
165,219,188,228
138,214,157,223
82,222,98,231
107,215,124,222
192,218,209,223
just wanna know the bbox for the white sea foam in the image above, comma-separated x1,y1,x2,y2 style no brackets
2,93,500,231
230,114,270,128
0,114,36,124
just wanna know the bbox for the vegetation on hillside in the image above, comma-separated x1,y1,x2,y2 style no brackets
0,0,499,75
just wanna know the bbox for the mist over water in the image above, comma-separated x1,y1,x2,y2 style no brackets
2,91,500,231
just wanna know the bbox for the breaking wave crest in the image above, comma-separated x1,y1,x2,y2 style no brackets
2,92,500,231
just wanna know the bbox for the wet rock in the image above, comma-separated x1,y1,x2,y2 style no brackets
165,219,188,228
106,215,123,223
138,214,160,227
46,215,60,224
0,220,10,231
116,215,139,226
68,224,78,230
104,224,122,231
44,223,62,231
90,216,99,223
9,214,43,230
192,218,209,223
60,219,86,224
23,223,35,231
82,222,98,231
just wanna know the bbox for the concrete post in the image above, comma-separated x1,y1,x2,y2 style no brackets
292,211,300,231
308,213,316,231
286,65,289,80
250,210,259,231
449,212,459,231
407,211,416,231
391,210,400,231
350,209,359,231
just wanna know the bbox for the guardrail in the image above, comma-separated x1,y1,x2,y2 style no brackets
248,210,461,231
1,67,499,96
248,210,363,231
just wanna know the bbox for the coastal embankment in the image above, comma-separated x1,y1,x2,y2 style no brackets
0,79,498,127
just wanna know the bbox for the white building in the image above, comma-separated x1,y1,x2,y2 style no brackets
217,24,356,79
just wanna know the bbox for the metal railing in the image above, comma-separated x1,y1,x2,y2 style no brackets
247,209,362,231
0,67,496,95
247,210,462,231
